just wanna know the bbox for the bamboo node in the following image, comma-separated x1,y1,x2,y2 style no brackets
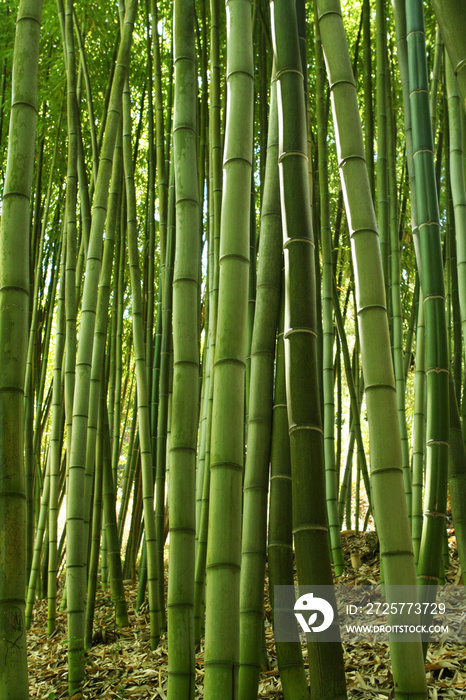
422,509,447,519
288,423,323,435
356,303,388,314
283,236,313,247
455,58,466,78
424,366,448,375
409,87,429,97
339,154,365,168
276,67,304,80
278,150,308,162
283,327,317,339
425,439,449,447
363,382,396,394
317,10,342,22
292,523,328,534
218,252,249,264
329,78,356,91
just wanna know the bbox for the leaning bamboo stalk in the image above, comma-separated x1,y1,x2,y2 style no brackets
315,10,345,574
430,0,466,117
316,0,428,695
65,2,138,691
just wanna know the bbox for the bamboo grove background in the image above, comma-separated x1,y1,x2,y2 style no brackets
1,0,466,698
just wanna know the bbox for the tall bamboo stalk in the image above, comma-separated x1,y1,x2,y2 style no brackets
167,0,201,693
405,0,449,598
315,7,344,575
430,0,466,117
272,0,347,695
123,66,160,649
65,2,138,691
316,0,428,695
268,290,310,700
0,1,43,696
204,0,254,694
238,58,283,699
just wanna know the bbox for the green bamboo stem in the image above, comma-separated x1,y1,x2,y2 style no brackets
117,413,138,544
39,524,49,601
82,126,122,568
155,167,175,631
151,282,163,488
245,174,257,421
145,55,156,392
101,402,129,629
376,0,389,293
107,237,118,459
446,190,462,407
448,374,466,575
65,2,138,691
316,0,428,695
391,0,420,264
167,0,201,692
362,0,375,199
151,0,169,266
25,456,50,628
48,236,66,636
446,55,466,387
386,64,412,522
125,470,144,581
62,0,78,504
429,25,443,142
193,396,212,643
84,378,105,650
0,1,43,696
430,1,466,119
335,335,343,487
315,9,345,575
24,119,61,579
112,223,126,484
195,325,209,542
411,289,426,565
204,0,253,693
193,177,219,645
272,1,347,695
123,66,160,649
238,60,283,699
338,427,356,529
333,285,371,505
72,8,99,184
405,0,449,596
403,279,419,384
268,292,310,700
193,0,223,641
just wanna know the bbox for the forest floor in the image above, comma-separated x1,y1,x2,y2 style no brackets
27,530,465,699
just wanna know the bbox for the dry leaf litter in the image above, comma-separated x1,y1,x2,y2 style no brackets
27,529,465,698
